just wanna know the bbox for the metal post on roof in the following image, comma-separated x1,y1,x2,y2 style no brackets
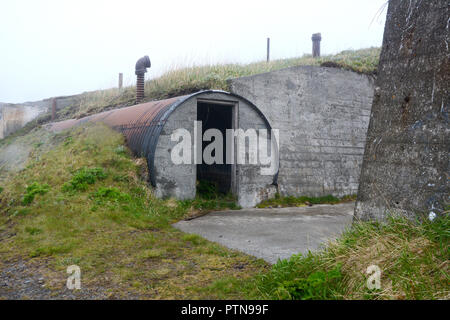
267,38,270,62
51,98,56,121
312,33,321,58
118,73,123,90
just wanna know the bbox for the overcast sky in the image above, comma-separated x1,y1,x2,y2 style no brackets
0,0,388,103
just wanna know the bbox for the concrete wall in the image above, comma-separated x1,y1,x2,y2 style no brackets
154,98,197,200
355,0,449,221
153,92,275,208
0,95,82,139
0,104,47,139
229,66,375,198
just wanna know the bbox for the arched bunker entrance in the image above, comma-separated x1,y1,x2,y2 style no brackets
48,90,279,208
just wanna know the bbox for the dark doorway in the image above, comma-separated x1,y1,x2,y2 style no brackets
197,102,233,194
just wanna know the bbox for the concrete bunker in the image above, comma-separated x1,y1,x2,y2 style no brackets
47,66,376,208
48,90,278,208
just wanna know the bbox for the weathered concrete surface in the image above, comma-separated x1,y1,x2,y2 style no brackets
173,202,354,264
355,0,449,221
229,66,375,199
0,95,82,139
0,104,46,139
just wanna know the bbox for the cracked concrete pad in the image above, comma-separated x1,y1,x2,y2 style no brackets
173,202,355,264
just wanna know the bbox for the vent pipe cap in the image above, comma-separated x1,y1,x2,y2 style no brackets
135,55,151,75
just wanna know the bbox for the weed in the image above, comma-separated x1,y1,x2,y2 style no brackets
25,226,42,235
182,234,206,246
113,174,130,182
138,249,166,260
22,182,50,205
92,186,131,202
62,167,107,192
30,244,74,258
63,136,73,146
278,264,343,300
11,208,31,217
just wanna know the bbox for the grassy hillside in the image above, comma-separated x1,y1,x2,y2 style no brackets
0,122,447,300
21,48,380,125
0,123,266,299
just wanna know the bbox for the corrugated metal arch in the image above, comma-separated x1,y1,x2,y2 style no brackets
47,90,279,187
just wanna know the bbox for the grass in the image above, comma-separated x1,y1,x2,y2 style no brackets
22,182,50,205
256,193,356,208
143,47,379,103
11,47,380,129
0,122,447,300
0,123,267,299
200,214,449,300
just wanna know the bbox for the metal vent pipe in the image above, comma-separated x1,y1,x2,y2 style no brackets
312,33,321,57
135,55,151,103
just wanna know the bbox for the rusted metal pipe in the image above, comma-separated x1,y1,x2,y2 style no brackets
46,90,278,187
135,55,151,103
136,74,145,103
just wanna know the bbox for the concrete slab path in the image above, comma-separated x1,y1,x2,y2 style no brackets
173,202,355,264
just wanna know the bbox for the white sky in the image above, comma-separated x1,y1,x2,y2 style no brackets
0,0,388,103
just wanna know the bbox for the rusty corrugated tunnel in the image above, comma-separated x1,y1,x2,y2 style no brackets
47,90,278,207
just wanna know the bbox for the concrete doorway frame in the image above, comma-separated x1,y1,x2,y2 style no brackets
196,98,239,196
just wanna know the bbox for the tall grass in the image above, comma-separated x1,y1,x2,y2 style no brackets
47,47,380,122
144,47,380,101
242,214,449,300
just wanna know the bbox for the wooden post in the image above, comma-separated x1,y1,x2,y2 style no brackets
51,98,56,121
267,38,270,62
312,33,321,58
118,73,123,89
